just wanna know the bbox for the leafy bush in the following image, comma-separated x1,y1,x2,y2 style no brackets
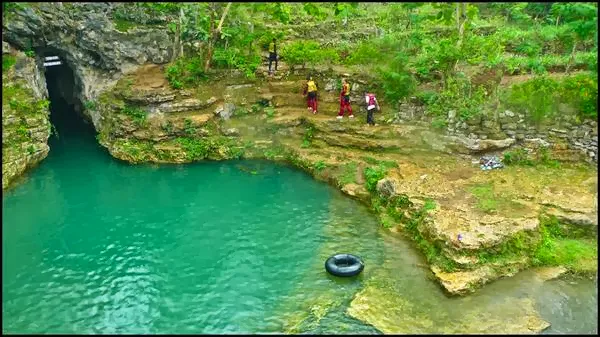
280,40,340,68
502,73,597,121
425,75,487,120
503,148,533,166
560,72,597,119
364,165,387,192
165,56,207,89
502,75,559,123
2,55,16,73
177,137,217,160
121,105,147,127
378,54,417,107
212,47,261,79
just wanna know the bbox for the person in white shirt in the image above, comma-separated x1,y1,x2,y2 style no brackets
364,91,380,126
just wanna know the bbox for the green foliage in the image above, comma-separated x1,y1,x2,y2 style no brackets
502,75,559,123
378,54,417,106
281,40,339,69
24,50,35,58
364,165,387,192
313,160,326,171
469,182,498,213
502,73,597,122
162,120,174,134
338,162,358,185
113,18,136,32
120,105,147,127
430,118,447,130
425,75,487,120
183,118,196,136
532,216,597,270
559,72,598,119
301,125,315,148
212,47,261,79
165,56,207,89
503,147,561,168
503,148,533,166
84,100,96,111
176,137,217,160
2,55,16,73
264,106,275,118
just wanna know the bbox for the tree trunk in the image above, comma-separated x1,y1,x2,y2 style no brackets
204,2,232,72
179,7,185,59
566,41,577,74
171,10,182,62
457,3,466,47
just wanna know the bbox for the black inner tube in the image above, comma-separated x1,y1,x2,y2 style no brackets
325,254,364,277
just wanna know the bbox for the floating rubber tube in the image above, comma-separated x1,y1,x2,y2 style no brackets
325,254,364,277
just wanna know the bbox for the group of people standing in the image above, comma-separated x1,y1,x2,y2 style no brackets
303,75,381,126
268,38,381,126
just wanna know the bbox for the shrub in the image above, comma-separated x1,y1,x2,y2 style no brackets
560,72,597,119
121,105,147,127
378,54,416,107
2,55,16,73
502,75,559,123
165,56,207,89
364,165,387,192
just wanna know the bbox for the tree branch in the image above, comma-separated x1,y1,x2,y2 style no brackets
216,2,232,34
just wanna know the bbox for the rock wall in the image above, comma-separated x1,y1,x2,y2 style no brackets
394,99,598,162
2,2,174,129
2,42,51,190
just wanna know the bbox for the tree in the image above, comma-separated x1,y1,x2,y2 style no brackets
550,3,598,73
204,2,233,72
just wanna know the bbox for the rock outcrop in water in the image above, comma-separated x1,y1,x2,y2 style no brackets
2,42,50,189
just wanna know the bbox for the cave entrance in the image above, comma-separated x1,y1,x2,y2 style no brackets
40,48,94,143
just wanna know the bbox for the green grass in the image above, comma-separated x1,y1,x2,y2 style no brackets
337,162,358,185
120,105,147,127
113,18,136,32
313,160,326,171
532,216,598,272
360,156,398,169
469,182,498,213
2,55,16,73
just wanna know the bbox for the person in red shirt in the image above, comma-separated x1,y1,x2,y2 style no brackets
337,78,354,119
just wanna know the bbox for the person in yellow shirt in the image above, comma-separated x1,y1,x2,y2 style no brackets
303,74,318,114
268,38,278,75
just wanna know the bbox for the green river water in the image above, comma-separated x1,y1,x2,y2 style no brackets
2,107,597,334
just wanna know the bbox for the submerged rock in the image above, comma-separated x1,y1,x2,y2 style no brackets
533,266,568,281
348,273,551,334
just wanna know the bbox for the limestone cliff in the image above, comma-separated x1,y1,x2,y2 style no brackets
2,2,174,128
2,42,50,189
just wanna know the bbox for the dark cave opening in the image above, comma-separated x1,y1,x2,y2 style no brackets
40,49,95,144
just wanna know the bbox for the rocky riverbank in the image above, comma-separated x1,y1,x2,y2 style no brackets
86,63,597,297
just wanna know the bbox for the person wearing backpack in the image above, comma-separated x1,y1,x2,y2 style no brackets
303,75,318,114
364,91,380,126
337,78,354,119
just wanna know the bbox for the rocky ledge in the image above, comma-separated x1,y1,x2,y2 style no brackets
88,64,597,297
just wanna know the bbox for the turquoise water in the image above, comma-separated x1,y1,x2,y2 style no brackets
2,109,597,334
2,115,384,334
